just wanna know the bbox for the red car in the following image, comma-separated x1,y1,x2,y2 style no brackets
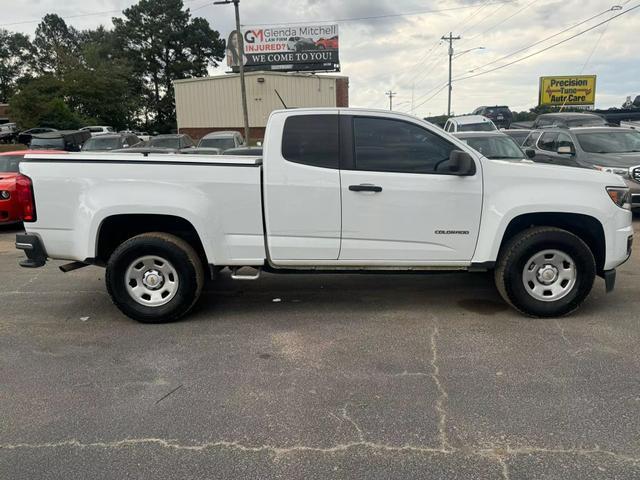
0,150,64,225
315,36,338,50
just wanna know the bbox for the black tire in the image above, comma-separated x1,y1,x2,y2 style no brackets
106,232,205,323
495,227,596,318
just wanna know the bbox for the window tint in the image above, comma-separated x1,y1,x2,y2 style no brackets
538,132,558,152
0,155,22,172
557,133,574,150
353,117,458,174
282,115,339,168
523,131,542,148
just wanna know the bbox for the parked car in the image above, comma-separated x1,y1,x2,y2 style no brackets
16,108,633,323
0,123,18,143
522,126,640,209
0,149,66,225
198,131,244,150
224,146,263,156
453,131,527,161
30,130,91,151
180,147,223,155
502,129,532,146
287,37,316,51
147,134,195,150
532,112,607,129
443,115,497,133
315,36,338,49
18,127,58,146
472,106,513,129
82,133,141,151
80,126,115,137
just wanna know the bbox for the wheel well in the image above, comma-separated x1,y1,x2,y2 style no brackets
499,213,606,273
96,214,207,265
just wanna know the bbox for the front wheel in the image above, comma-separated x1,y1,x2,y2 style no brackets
106,232,205,323
495,227,596,317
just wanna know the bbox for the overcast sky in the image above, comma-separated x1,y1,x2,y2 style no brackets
3,0,639,115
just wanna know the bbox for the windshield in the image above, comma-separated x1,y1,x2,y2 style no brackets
30,137,64,149
149,137,180,149
0,155,21,172
566,117,605,127
577,131,640,154
82,137,122,150
199,138,235,149
463,136,524,160
458,122,496,132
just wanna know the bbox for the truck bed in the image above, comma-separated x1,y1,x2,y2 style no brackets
20,152,267,265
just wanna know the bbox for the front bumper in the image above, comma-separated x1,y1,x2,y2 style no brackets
16,233,47,268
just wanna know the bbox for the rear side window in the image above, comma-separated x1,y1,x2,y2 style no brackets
282,115,339,168
353,117,457,174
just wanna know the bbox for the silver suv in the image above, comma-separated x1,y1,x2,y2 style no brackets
523,126,640,209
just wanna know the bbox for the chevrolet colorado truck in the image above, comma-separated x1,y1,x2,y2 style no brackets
15,108,634,323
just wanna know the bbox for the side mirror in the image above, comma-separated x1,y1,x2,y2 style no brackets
557,145,574,155
525,148,536,159
448,150,476,176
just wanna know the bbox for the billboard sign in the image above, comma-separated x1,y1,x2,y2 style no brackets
539,75,596,106
226,24,340,72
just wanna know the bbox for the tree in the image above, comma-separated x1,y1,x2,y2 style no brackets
33,14,79,75
9,75,85,129
0,29,35,103
113,0,224,132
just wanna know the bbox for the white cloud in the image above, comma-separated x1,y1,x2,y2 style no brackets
4,0,640,115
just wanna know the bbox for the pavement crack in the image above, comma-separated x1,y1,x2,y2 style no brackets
341,404,365,442
554,320,573,347
430,325,450,452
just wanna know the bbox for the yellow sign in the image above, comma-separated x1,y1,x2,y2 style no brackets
539,75,596,106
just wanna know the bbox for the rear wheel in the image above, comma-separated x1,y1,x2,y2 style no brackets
106,232,205,323
495,227,596,317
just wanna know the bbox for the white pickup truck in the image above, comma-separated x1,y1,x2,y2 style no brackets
15,108,634,323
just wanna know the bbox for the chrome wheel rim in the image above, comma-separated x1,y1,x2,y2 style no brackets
522,249,577,302
125,255,179,307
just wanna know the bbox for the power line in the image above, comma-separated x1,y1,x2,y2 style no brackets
242,0,517,26
452,3,640,83
464,4,622,75
0,0,202,27
462,0,539,43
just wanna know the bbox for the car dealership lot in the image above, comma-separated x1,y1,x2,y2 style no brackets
1,220,639,479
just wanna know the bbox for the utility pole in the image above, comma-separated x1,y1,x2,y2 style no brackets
215,0,250,143
441,32,461,117
385,90,396,111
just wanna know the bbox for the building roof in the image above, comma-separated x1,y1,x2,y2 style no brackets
174,70,348,85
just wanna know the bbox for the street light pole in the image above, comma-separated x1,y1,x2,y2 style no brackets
441,32,461,117
215,0,250,144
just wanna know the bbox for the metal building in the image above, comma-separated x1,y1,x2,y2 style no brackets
174,71,349,141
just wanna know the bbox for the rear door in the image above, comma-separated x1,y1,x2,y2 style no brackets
338,114,483,263
263,111,342,261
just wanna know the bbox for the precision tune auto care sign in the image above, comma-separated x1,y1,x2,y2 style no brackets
538,75,597,107
226,24,340,72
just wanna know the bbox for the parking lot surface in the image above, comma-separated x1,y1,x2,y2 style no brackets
1,219,639,479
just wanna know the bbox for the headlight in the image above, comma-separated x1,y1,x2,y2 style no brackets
595,165,630,178
0,190,10,200
606,187,631,210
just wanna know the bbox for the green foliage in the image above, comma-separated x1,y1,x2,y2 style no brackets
113,0,225,132
0,29,35,103
5,0,224,132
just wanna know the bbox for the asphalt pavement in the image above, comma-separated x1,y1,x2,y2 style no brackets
1,219,639,479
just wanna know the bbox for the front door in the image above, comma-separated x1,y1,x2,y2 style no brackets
339,115,483,263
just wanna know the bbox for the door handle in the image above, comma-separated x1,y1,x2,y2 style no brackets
349,184,382,192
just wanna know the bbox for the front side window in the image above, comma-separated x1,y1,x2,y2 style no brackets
150,137,180,149
538,132,558,152
82,137,123,150
353,117,458,174
282,115,339,168
557,133,575,151
523,131,542,148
